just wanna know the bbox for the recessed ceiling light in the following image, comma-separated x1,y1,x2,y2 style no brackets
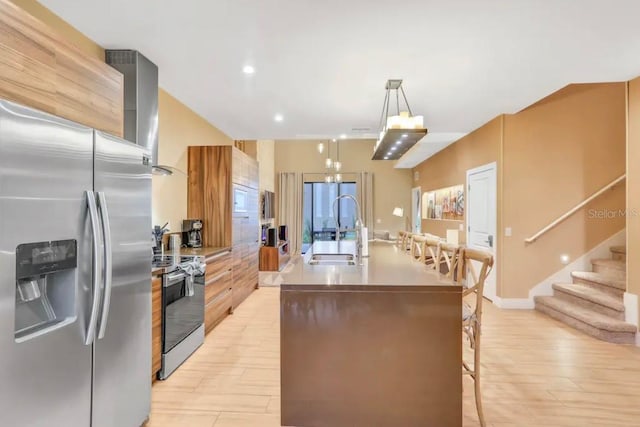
396,140,402,145
340,134,347,139
391,147,397,151
383,156,389,160
274,114,284,122
243,65,255,74
387,152,392,156
402,134,408,138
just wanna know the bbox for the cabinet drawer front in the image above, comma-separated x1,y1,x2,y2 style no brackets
205,251,232,277
205,270,232,305
205,289,232,333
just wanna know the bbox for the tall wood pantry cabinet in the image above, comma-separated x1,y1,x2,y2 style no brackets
187,146,260,309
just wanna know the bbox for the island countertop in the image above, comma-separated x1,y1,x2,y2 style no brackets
281,240,460,291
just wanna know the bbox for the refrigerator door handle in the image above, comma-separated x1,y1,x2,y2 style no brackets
85,191,102,346
97,192,113,340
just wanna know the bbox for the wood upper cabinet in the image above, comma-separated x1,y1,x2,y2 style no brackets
0,0,124,136
188,146,259,314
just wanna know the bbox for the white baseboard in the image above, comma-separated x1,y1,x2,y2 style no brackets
527,229,626,300
624,292,639,327
492,296,534,309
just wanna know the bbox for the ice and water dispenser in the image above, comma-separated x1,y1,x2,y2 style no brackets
14,240,78,342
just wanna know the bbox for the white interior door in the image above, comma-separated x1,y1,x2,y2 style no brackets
411,187,421,233
466,163,497,301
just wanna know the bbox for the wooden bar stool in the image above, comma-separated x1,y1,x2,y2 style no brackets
423,237,440,269
437,242,461,278
456,248,494,427
411,234,427,261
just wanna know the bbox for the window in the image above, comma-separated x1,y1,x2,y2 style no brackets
302,182,357,253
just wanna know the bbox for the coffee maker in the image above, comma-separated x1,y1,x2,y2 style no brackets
182,219,203,248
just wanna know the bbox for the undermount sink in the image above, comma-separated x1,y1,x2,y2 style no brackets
308,253,356,265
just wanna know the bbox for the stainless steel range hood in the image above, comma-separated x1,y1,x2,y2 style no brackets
106,50,172,175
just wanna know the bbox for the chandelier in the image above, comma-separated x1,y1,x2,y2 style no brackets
321,139,342,183
372,79,428,160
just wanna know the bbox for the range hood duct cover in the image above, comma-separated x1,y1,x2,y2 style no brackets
106,49,170,175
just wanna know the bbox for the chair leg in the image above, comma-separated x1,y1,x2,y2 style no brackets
473,332,486,427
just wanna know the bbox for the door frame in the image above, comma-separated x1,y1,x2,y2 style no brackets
411,186,422,233
465,161,497,301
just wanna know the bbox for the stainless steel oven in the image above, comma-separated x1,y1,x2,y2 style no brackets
154,255,205,379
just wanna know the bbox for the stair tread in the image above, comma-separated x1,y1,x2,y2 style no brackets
535,296,636,333
553,283,624,312
591,258,626,270
572,271,626,290
610,245,626,254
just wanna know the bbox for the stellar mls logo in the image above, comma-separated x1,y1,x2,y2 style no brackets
588,209,639,219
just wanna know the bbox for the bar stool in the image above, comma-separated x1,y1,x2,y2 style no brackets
411,234,427,261
423,237,440,269
437,242,461,278
456,248,494,427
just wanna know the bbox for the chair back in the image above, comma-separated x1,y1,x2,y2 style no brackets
424,237,441,269
396,230,406,247
456,248,494,321
437,242,461,278
411,234,427,261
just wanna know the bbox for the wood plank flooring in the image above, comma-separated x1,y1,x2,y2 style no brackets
149,287,640,427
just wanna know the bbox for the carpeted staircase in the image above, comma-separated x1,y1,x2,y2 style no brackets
535,246,637,344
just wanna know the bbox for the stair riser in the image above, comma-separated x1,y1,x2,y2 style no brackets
572,277,625,298
592,263,626,280
611,252,626,262
535,303,635,344
553,289,625,320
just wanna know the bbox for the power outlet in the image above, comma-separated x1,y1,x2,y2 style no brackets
505,227,512,237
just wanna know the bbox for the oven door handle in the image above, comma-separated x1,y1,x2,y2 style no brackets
164,271,188,287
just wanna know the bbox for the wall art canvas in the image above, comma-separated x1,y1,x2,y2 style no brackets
421,184,464,221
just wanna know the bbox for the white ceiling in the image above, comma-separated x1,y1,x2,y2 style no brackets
41,0,640,166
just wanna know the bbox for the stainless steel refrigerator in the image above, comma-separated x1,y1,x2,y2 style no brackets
0,100,152,427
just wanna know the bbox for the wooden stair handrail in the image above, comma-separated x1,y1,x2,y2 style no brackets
524,175,626,244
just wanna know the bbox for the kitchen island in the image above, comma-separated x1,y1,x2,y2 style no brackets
281,241,463,427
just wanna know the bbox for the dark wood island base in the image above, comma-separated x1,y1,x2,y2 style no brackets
280,242,463,427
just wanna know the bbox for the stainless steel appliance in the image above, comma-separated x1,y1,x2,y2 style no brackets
0,99,152,427
182,219,203,248
152,255,205,379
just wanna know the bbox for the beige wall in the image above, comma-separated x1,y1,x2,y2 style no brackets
275,140,413,234
627,78,640,301
10,0,234,231
412,83,626,299
413,116,503,242
153,92,233,229
501,83,626,298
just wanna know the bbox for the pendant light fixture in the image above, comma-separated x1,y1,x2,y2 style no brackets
317,142,324,154
372,79,428,160
325,139,333,169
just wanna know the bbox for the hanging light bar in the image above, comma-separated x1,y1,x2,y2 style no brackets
372,79,428,160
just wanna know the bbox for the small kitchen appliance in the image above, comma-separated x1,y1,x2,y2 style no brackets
182,219,203,248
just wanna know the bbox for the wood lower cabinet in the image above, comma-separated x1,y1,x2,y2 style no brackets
260,241,291,271
204,250,233,334
188,145,259,315
151,275,162,381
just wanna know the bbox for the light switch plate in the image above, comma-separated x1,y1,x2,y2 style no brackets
505,227,512,237
459,223,464,231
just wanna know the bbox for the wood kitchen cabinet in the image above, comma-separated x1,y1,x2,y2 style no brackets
151,275,162,381
188,146,259,314
204,250,233,334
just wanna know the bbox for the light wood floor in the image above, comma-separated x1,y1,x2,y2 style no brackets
149,287,640,427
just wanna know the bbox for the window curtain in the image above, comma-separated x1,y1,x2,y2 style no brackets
278,172,303,255
356,172,374,239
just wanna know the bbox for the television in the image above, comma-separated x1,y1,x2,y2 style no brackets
262,191,276,220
